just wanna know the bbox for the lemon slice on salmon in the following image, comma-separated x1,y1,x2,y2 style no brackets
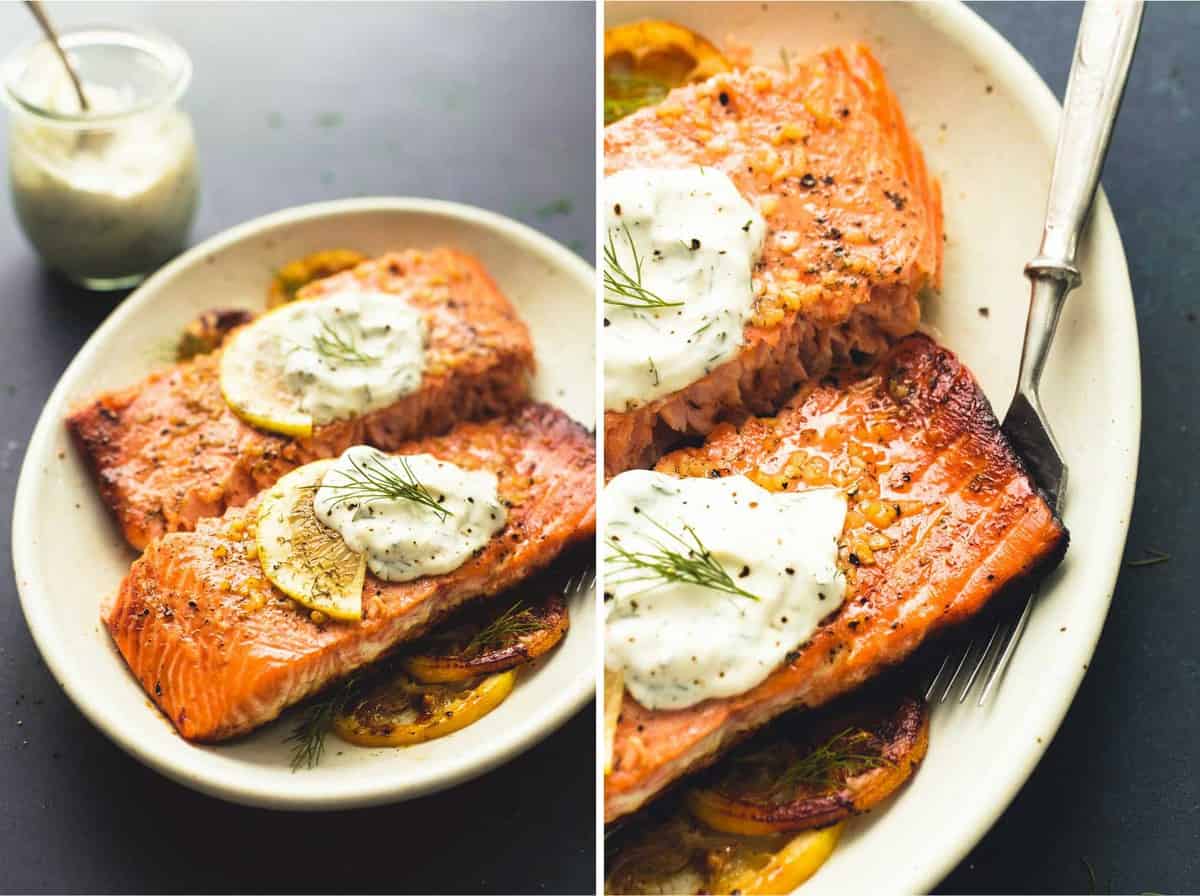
604,20,731,124
219,305,313,438
257,460,366,621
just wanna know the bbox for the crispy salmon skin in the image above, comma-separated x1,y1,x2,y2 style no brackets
605,336,1067,821
69,248,535,550
105,404,595,742
604,44,943,474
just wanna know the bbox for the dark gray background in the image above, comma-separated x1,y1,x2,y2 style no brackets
0,3,595,894
1,2,1199,895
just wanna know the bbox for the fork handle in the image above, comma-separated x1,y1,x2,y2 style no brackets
1017,0,1143,394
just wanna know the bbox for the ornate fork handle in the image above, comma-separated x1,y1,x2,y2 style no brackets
1017,0,1143,401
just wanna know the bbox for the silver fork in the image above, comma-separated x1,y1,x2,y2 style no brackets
563,562,597,597
928,0,1144,706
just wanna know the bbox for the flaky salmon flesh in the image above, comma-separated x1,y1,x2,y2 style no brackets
70,249,536,550
605,336,1067,821
604,44,943,475
105,404,595,742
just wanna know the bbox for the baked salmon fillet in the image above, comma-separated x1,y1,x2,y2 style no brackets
105,403,595,742
70,248,535,550
603,44,943,475
605,335,1067,821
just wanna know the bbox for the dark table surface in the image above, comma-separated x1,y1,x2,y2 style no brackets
2,2,1199,895
0,3,596,894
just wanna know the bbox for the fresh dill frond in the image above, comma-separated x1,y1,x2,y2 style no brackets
1127,547,1171,568
604,223,683,309
606,513,760,601
773,728,891,791
311,319,380,365
465,602,542,655
319,453,450,520
286,675,360,771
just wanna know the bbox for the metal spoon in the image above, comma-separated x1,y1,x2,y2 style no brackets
23,0,89,113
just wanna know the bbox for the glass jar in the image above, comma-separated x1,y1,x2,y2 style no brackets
2,25,198,290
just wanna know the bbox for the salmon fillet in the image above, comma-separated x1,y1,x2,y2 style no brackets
603,44,943,475
105,403,595,742
605,335,1067,821
70,249,535,550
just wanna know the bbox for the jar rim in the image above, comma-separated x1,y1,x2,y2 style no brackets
1,24,192,127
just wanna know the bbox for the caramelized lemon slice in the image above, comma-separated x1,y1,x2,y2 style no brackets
712,823,844,896
604,20,731,123
334,670,516,747
219,304,314,438
604,667,624,775
267,248,366,308
402,594,569,684
257,460,366,621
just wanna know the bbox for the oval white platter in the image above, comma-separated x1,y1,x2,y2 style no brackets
13,198,597,810
605,1,1139,892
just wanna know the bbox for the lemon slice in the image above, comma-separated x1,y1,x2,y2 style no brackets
219,304,313,438
604,20,731,124
267,248,366,308
257,460,366,621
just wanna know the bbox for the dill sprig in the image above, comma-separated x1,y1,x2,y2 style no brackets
727,727,891,800
604,72,669,123
606,513,760,601
604,223,683,309
1127,547,1171,568
319,453,449,520
773,728,891,791
311,319,380,365
286,675,360,771
465,602,543,655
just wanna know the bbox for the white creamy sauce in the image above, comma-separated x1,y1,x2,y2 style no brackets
604,470,847,711
315,445,507,582
603,167,766,412
9,56,197,281
259,291,427,424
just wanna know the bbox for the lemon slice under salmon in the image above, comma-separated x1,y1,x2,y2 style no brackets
604,20,731,124
257,460,366,621
219,304,313,438
334,670,516,747
267,249,367,308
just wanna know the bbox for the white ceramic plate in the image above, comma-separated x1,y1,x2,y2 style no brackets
12,198,597,810
606,1,1140,892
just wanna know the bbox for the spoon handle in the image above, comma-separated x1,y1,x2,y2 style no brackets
23,0,90,112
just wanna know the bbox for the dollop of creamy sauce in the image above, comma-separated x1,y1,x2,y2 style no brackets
261,291,427,424
9,54,197,282
604,470,846,711
315,445,507,582
603,167,766,412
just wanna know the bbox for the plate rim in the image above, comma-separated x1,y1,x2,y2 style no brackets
911,2,1141,890
11,196,598,810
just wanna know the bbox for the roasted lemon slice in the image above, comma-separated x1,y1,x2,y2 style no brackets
711,823,843,896
334,670,515,747
219,304,313,438
604,20,731,123
604,666,624,775
402,593,569,684
257,460,366,621
267,248,366,308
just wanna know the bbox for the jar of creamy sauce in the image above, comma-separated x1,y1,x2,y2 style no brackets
1,26,197,290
